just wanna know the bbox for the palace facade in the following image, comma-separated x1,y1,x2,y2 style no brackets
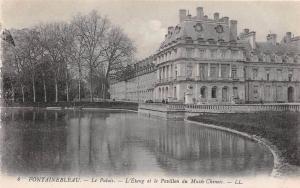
110,7,300,104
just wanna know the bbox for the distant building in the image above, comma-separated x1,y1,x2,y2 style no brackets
110,56,156,102
110,7,300,104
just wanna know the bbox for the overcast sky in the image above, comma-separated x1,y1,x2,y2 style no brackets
1,0,300,59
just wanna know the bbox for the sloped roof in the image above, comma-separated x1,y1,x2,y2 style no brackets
159,19,230,49
255,40,300,55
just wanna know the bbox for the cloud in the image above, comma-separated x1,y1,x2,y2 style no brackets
123,18,167,59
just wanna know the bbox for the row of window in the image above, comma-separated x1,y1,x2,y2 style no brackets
158,86,239,101
197,64,238,79
252,85,295,102
155,48,243,64
158,63,297,82
249,54,299,64
200,86,239,100
251,68,294,81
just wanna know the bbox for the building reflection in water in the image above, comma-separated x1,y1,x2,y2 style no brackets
1,109,274,177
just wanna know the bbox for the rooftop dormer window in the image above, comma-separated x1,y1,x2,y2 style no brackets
185,37,193,44
215,25,224,34
207,38,216,44
194,23,203,32
175,26,181,34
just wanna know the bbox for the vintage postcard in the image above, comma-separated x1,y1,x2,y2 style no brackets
0,0,299,187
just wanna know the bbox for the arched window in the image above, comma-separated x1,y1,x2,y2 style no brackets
211,86,217,98
200,86,207,98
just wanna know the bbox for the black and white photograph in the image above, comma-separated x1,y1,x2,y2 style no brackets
0,0,299,187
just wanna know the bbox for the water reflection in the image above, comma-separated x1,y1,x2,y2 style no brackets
0,109,273,177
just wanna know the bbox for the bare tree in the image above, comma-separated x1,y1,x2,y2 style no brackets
38,23,72,102
68,30,85,101
19,29,42,103
1,10,136,103
72,10,110,102
1,41,18,102
101,26,136,98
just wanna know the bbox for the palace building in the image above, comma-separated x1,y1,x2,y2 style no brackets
110,7,300,104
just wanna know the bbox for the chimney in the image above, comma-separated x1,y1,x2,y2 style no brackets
223,17,229,24
244,28,249,34
267,33,277,45
168,26,174,35
230,20,237,41
196,7,204,19
179,9,187,23
187,11,192,19
285,32,292,43
214,12,219,21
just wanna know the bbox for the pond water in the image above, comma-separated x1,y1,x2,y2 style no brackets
0,108,274,177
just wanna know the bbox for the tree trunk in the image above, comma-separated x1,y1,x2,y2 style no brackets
21,84,25,103
103,83,106,99
55,78,58,103
78,62,82,102
12,86,15,103
78,80,81,102
101,83,104,99
66,71,69,102
42,74,47,103
32,76,36,103
89,67,93,102
66,83,69,102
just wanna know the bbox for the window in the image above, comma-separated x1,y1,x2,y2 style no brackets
174,49,177,58
277,69,282,81
265,69,270,81
276,86,283,101
233,87,239,99
210,64,218,79
231,65,237,79
186,48,194,58
199,64,208,80
174,87,177,98
199,49,206,58
159,68,162,80
289,74,293,82
174,65,178,79
288,70,293,81
252,68,258,80
276,55,282,63
265,86,271,101
211,87,217,98
232,51,238,59
200,87,207,98
186,64,193,78
221,50,226,59
221,64,230,78
210,49,217,58
253,85,259,99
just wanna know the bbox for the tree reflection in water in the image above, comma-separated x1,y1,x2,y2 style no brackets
0,109,273,177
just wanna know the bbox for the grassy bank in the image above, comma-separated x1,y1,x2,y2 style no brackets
1,101,138,111
188,112,300,166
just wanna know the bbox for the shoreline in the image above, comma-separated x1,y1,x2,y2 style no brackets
0,106,138,112
185,118,296,177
